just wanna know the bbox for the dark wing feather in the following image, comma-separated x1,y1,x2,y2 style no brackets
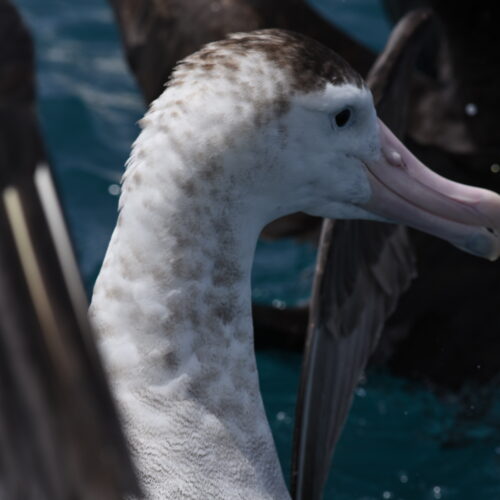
291,9,433,500
0,2,140,498
108,0,375,104
291,221,416,499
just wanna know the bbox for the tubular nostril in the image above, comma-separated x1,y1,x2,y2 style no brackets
390,152,401,163
384,150,405,169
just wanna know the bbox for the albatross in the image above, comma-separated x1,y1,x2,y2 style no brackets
89,30,500,499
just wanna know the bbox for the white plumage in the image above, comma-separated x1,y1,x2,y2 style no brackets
90,30,500,499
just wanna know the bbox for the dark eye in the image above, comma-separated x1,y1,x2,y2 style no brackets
334,108,351,127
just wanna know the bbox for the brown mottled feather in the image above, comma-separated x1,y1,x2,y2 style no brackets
169,29,365,93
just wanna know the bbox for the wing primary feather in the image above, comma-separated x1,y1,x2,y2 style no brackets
0,2,141,495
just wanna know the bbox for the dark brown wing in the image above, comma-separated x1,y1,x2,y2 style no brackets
291,9,433,500
108,0,375,103
0,2,140,498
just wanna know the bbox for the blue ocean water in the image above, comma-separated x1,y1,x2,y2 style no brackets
13,0,500,498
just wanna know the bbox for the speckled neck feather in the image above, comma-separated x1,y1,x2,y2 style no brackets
91,180,285,498
91,148,288,498
90,30,367,499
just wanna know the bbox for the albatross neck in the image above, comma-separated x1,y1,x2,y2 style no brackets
90,147,290,498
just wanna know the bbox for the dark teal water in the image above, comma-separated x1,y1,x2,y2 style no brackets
14,0,500,498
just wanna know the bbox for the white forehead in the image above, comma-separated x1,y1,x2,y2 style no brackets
295,83,373,113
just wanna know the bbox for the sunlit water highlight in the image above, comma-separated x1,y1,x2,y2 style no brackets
14,0,500,497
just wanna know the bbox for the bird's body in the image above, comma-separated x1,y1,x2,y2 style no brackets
90,30,500,498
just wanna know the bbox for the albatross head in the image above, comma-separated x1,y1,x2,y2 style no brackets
138,29,500,260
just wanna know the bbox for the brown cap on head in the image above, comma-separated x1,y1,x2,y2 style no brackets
169,29,365,93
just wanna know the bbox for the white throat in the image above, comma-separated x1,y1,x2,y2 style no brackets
90,112,291,498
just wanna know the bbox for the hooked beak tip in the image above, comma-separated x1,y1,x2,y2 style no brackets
462,233,500,261
362,119,500,261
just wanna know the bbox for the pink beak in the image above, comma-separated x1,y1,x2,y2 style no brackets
360,120,500,261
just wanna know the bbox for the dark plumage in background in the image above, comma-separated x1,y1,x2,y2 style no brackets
379,0,500,390
108,0,375,104
0,1,139,498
